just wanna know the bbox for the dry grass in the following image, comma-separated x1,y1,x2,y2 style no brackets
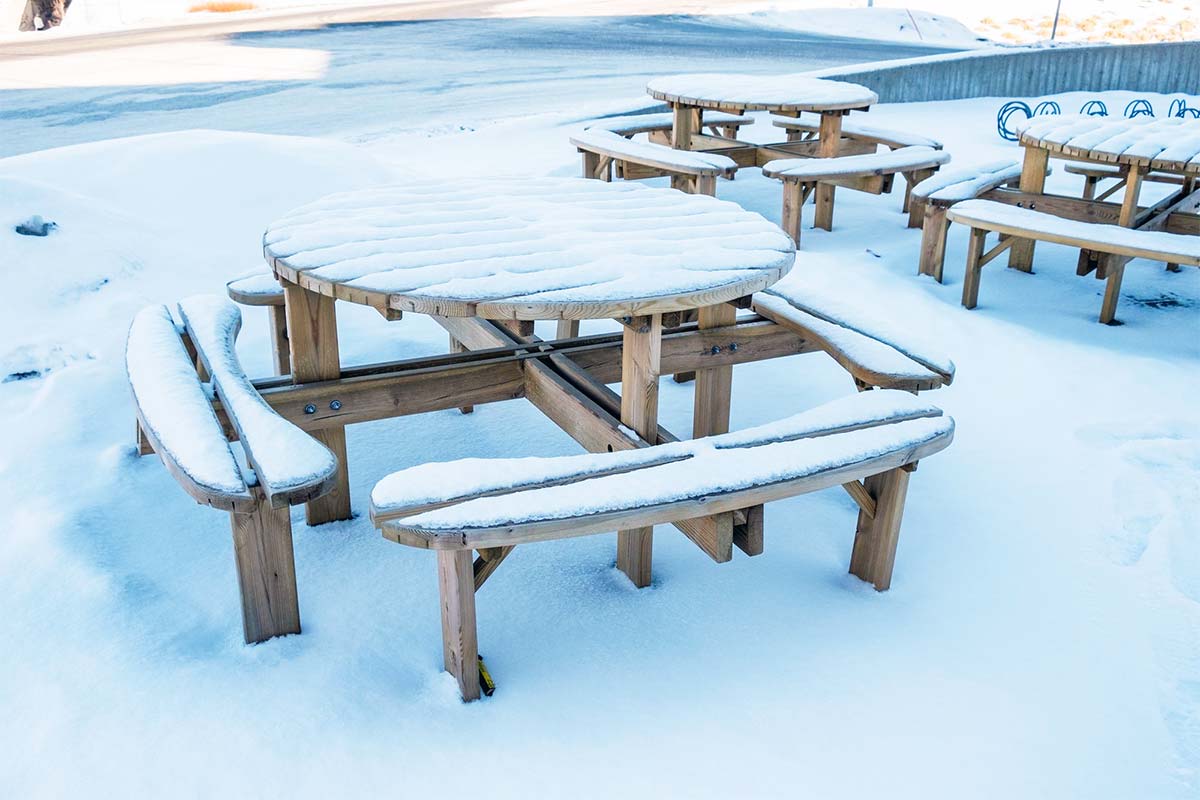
187,2,257,12
976,9,1199,44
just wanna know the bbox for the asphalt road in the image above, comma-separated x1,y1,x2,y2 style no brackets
0,15,958,158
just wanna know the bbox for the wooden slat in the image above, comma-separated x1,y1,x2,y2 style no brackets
473,545,514,591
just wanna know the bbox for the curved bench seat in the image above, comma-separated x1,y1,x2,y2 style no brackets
570,127,737,196
590,110,752,138
771,114,943,151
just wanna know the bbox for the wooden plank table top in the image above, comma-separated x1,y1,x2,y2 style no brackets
264,177,794,322
646,73,877,114
1018,114,1200,177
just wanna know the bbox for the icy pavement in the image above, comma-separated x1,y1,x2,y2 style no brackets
0,14,1198,798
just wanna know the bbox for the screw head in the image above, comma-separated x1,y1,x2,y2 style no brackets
303,404,317,415
329,400,342,411
729,342,739,352
710,345,722,355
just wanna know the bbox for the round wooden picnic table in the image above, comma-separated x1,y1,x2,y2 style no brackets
263,177,795,584
646,73,878,231
1008,114,1200,319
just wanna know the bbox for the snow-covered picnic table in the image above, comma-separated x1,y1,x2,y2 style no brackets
951,114,1200,323
644,73,880,229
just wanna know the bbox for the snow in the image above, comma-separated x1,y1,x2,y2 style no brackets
2,19,1199,797
647,73,879,110
570,127,738,171
763,144,950,179
372,389,944,517
772,113,944,149
911,159,1021,202
949,199,1200,262
399,415,953,531
263,178,793,308
124,304,249,499
176,295,337,499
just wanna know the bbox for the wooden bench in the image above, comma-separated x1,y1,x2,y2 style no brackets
752,285,955,392
227,272,288,375
593,110,753,141
772,114,943,152
946,198,1200,323
762,146,950,244
909,160,1024,282
369,389,955,700
1064,162,1182,201
773,115,943,212
571,127,737,195
127,297,338,643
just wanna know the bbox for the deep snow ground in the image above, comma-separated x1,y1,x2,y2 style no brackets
1,17,1198,798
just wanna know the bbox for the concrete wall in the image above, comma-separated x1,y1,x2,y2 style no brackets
812,41,1200,102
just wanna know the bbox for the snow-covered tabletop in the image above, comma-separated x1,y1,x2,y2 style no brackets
263,178,795,321
646,73,877,113
1018,114,1200,175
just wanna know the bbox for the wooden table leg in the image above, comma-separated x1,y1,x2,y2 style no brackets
1007,146,1050,272
616,313,661,588
693,303,735,438
1098,166,1146,324
283,279,351,525
814,111,843,231
671,103,700,151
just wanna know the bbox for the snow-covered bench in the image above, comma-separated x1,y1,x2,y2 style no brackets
370,390,955,700
127,297,338,644
909,160,1024,282
1062,162,1182,201
762,146,950,244
771,114,943,152
946,199,1200,323
570,127,737,195
593,110,753,141
227,272,288,375
751,285,955,392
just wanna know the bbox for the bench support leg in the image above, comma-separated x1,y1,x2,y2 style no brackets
284,280,352,525
230,491,301,644
780,181,806,245
961,227,988,309
448,335,474,414
849,467,911,592
917,204,949,282
617,314,661,588
1099,258,1126,325
1007,146,1049,273
813,112,842,231
438,550,480,702
268,304,291,377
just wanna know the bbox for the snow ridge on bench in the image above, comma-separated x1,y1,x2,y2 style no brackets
588,110,751,137
371,389,944,521
177,296,337,507
771,114,943,150
126,305,250,504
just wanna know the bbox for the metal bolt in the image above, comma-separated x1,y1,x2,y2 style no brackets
710,345,722,355
329,400,342,411
729,342,739,352
303,404,317,415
